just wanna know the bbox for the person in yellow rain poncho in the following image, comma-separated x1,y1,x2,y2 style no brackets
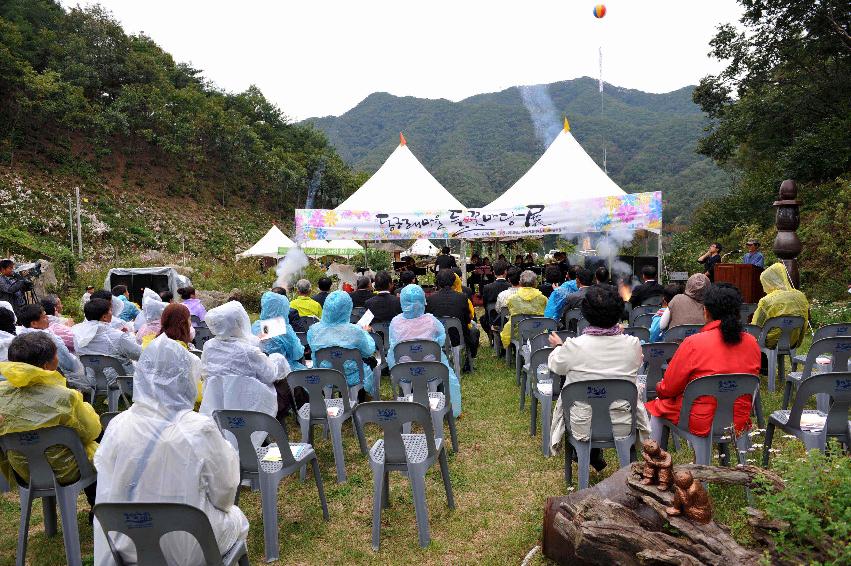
501,270,549,348
752,262,810,348
0,332,100,504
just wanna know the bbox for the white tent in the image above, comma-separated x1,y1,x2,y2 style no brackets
403,238,440,257
300,239,363,258
335,134,466,211
238,225,295,259
486,121,626,209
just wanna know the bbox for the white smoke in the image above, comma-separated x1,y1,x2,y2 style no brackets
275,246,309,291
519,84,561,149
596,230,639,286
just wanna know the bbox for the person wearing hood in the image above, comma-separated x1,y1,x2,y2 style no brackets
659,273,710,332
178,286,207,322
135,288,168,345
388,284,462,417
752,263,810,348
500,270,548,348
0,307,17,362
17,304,87,389
252,291,305,370
111,285,140,323
0,332,100,504
73,298,142,376
307,291,376,394
199,302,290,445
93,334,248,565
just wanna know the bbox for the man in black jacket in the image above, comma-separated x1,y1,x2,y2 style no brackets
312,277,332,307
479,260,510,329
364,271,402,323
434,246,457,272
349,276,374,308
0,259,32,316
426,269,479,369
629,265,665,307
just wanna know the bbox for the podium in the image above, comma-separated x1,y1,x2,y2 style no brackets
714,263,765,304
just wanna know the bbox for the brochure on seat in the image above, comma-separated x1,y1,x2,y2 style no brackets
261,444,304,462
258,317,287,340
799,412,826,431
403,394,441,410
327,406,341,418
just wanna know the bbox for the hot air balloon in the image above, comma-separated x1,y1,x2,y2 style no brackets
593,4,606,18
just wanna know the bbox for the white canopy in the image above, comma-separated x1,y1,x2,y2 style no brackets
486,122,626,209
403,239,440,257
335,135,466,211
300,239,363,258
237,225,295,259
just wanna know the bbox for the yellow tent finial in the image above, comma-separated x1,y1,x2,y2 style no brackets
563,117,570,132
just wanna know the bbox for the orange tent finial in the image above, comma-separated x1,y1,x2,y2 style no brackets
399,132,407,146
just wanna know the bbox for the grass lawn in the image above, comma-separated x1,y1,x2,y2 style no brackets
0,341,808,565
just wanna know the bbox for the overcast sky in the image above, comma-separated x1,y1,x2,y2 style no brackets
64,0,744,121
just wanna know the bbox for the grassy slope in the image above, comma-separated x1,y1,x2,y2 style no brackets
0,336,810,565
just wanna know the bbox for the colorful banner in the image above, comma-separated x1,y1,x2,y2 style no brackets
295,191,662,241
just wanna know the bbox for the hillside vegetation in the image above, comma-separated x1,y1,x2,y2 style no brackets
307,78,734,222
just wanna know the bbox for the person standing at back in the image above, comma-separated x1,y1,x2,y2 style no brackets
364,271,402,323
434,246,457,272
698,243,723,282
0,259,31,316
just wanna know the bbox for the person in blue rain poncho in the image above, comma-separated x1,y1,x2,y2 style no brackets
307,291,376,395
387,284,462,418
252,291,305,370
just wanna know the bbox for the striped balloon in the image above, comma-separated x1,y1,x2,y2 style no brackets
593,4,606,18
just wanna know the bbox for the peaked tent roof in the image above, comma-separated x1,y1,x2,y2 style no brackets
335,139,466,211
238,225,295,259
403,239,440,257
485,126,625,209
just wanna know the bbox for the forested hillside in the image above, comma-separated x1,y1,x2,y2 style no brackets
307,78,734,222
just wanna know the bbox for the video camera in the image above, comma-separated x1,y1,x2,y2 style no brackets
13,261,43,280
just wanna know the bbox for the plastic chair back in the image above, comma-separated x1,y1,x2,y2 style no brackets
677,374,759,438
372,322,391,356
562,308,583,332
629,305,658,327
213,409,297,473
287,368,352,422
623,327,650,342
743,324,761,341
641,295,663,307
509,314,535,344
94,502,242,566
529,347,557,387
486,302,504,330
353,401,436,465
560,380,637,443
528,332,552,356
665,324,703,343
314,347,365,387
740,303,758,324
392,340,442,364
78,354,127,395
786,372,851,440
390,361,451,408
641,342,678,399
576,318,590,334
100,412,119,432
759,315,805,351
435,316,465,349
192,326,214,350
518,317,557,345
812,322,851,342
0,426,96,492
798,337,851,379
350,307,367,324
631,313,655,330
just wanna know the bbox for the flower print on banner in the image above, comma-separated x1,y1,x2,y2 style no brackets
323,210,339,227
310,209,324,226
592,213,613,232
315,228,328,240
616,204,638,225
648,196,663,223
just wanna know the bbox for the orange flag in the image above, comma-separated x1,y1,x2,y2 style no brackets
399,132,407,145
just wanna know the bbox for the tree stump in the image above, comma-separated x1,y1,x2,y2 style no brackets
542,463,784,565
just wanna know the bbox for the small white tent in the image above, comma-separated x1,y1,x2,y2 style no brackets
335,134,466,212
486,120,626,209
238,225,295,259
403,239,440,257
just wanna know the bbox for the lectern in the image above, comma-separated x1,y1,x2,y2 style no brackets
714,263,765,303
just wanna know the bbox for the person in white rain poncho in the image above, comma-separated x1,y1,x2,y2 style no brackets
93,334,248,566
0,304,16,362
73,298,142,375
135,288,168,345
200,302,289,445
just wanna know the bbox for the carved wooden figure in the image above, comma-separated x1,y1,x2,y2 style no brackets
639,439,673,491
665,469,712,524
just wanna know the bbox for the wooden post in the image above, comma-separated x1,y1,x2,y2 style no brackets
75,186,83,256
772,179,802,288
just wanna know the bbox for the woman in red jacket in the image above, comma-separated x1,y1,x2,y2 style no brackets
646,284,760,437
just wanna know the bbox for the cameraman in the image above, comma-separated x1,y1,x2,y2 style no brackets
0,259,33,316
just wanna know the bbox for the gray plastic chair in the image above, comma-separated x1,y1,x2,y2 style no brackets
392,339,443,364
314,346,366,404
93,502,249,566
520,338,552,411
562,308,583,334
792,323,851,370
353,401,455,550
640,342,679,402
192,326,215,350
528,347,560,455
664,324,703,343
350,307,368,323
740,303,758,324
287,368,354,483
561,380,638,489
631,312,655,330
763,372,851,466
485,302,505,357
436,316,470,376
99,411,120,432
758,315,805,391
506,313,534,364
78,354,131,412
515,317,557,387
629,305,658,327
190,314,203,326
372,321,391,357
782,337,851,411
390,361,458,452
0,426,97,566
369,331,387,390
641,295,663,307
213,409,328,562
650,374,759,466
623,326,650,343
743,323,762,341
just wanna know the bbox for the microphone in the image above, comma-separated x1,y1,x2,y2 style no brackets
721,250,740,261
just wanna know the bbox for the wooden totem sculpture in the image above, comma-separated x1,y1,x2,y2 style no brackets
773,179,802,288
